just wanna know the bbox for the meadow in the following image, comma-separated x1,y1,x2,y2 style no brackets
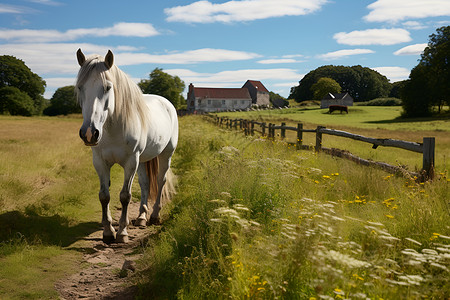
217,106,450,173
0,111,449,299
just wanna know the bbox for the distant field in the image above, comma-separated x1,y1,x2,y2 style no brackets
217,106,450,172
217,106,450,132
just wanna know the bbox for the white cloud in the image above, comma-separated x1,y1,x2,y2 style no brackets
165,0,328,23
394,43,427,56
372,67,410,82
317,49,375,60
116,48,261,65
165,68,302,85
402,21,427,30
365,0,450,23
0,4,35,14
257,58,300,64
0,22,160,42
28,0,62,6
334,28,411,45
0,43,261,75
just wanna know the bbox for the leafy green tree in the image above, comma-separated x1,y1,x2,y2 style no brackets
0,55,46,115
289,65,391,102
401,64,432,117
389,80,407,98
43,85,80,116
0,86,35,116
311,77,341,100
401,26,450,117
269,91,289,107
138,68,185,109
420,26,450,112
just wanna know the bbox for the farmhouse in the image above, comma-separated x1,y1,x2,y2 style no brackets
187,80,270,112
320,92,353,109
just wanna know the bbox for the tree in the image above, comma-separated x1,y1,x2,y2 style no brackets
401,26,450,117
43,86,80,116
138,68,185,109
389,80,407,98
401,64,432,117
269,91,289,107
0,86,35,116
0,55,47,115
311,77,341,100
289,65,391,102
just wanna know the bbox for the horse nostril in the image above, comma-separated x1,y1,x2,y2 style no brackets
93,129,99,140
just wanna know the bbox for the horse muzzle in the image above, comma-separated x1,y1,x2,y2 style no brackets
79,127,100,146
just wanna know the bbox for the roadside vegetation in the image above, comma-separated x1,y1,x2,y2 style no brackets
136,115,449,299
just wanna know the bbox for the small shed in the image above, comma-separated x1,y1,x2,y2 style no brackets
321,92,353,109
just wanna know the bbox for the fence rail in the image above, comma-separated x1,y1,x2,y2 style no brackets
211,116,435,181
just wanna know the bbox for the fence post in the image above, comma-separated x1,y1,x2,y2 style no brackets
315,126,325,152
297,123,303,150
281,122,286,139
262,123,266,136
251,121,255,136
422,137,435,181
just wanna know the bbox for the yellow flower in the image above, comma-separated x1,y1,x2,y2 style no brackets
385,214,394,219
322,175,331,179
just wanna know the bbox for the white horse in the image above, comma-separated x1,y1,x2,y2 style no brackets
76,49,178,243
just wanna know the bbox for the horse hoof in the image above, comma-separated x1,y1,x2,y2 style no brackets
116,234,129,243
103,234,116,244
135,218,147,227
148,217,161,225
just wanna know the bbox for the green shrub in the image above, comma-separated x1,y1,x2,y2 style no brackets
357,97,402,106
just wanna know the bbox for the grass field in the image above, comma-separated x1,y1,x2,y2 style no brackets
135,115,449,299
0,116,135,298
217,106,450,173
0,112,448,299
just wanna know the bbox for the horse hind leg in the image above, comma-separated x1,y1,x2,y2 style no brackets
135,162,152,227
149,153,174,225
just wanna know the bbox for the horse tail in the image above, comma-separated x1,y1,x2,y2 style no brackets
146,157,159,205
145,156,176,206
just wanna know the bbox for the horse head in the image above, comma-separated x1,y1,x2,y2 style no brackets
76,49,115,146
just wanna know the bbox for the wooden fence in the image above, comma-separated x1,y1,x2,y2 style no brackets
210,116,435,181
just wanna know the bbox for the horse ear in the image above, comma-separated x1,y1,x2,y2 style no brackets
77,48,86,66
104,50,114,69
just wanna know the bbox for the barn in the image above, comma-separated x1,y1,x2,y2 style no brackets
187,80,270,112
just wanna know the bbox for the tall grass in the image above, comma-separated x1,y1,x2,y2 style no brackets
136,115,449,299
0,116,127,298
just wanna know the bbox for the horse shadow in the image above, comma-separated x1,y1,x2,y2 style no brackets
0,210,100,248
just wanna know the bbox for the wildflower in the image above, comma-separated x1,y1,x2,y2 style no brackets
385,214,394,219
404,237,422,246
322,175,331,179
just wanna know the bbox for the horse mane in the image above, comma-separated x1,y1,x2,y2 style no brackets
75,54,148,134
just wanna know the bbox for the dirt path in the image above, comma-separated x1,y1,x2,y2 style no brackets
55,201,156,299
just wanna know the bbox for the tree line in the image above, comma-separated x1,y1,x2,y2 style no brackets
1,26,448,117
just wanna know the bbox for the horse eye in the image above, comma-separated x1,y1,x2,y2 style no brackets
106,85,112,92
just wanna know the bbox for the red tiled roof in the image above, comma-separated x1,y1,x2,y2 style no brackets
193,87,251,100
245,80,269,93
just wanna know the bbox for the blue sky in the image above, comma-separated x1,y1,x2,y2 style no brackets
1,0,449,99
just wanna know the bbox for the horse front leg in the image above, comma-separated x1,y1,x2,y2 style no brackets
116,156,138,243
93,153,115,244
